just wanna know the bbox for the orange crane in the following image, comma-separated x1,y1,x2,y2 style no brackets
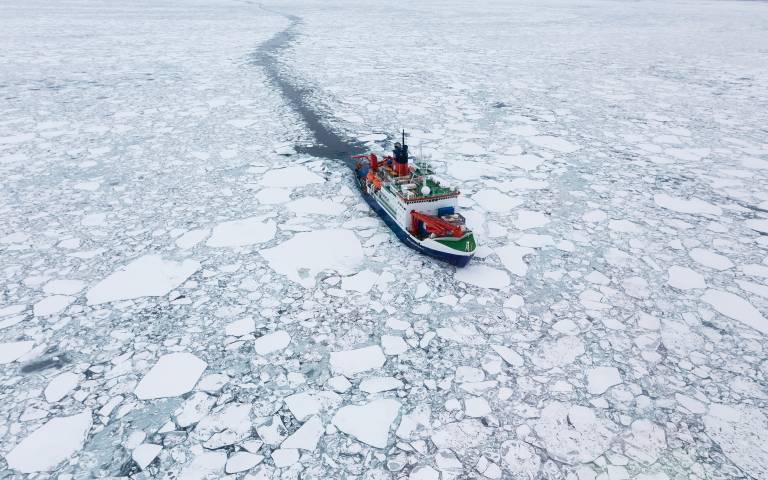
410,211,464,238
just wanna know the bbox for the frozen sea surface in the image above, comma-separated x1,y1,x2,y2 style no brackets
1,0,768,478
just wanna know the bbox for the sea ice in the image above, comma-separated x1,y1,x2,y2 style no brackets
330,345,386,376
514,210,550,230
284,390,341,421
225,452,264,474
176,228,210,249
205,217,277,247
667,266,705,290
44,371,80,402
471,189,523,212
33,295,74,316
224,318,255,337
180,451,226,479
701,289,767,334
746,219,768,234
253,330,291,355
704,404,768,479
653,193,722,215
42,279,85,295
532,403,616,464
491,344,524,367
5,411,92,473
341,270,379,293
134,352,207,400
331,399,401,448
271,448,299,468
360,376,404,393
287,197,345,216
0,340,34,364
381,335,409,355
261,229,364,287
464,397,491,417
455,264,510,289
255,188,291,204
260,165,323,188
281,415,324,451
586,366,623,394
132,443,162,470
689,248,733,270
496,244,535,276
527,135,581,153
86,255,200,305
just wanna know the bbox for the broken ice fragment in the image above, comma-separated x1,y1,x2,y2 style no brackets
5,411,92,473
701,289,768,334
225,452,264,474
205,217,276,247
261,229,364,288
86,255,200,305
332,399,401,448
134,352,207,400
253,330,291,355
281,415,324,451
0,340,35,364
586,366,623,394
330,345,386,376
532,403,616,464
359,376,404,393
454,264,510,289
132,443,161,470
44,371,80,402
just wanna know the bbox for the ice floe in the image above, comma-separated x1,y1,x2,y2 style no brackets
454,264,510,289
688,248,733,270
586,366,622,394
261,229,364,287
260,165,323,188
5,411,92,473
205,217,276,247
701,289,767,334
281,415,324,451
0,340,35,364
44,371,80,402
667,265,706,290
532,403,616,464
330,345,386,376
704,404,768,478
332,399,400,448
134,352,207,399
86,255,200,305
253,330,291,355
653,193,722,215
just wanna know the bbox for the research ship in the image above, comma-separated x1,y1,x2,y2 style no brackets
352,132,476,267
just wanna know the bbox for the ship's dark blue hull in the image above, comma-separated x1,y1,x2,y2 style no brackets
356,180,472,267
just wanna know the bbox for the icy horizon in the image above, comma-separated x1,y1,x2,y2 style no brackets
1,0,767,478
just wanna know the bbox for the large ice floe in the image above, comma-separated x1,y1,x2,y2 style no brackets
86,255,200,305
260,229,364,287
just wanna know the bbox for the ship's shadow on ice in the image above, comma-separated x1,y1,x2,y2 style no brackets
250,6,365,165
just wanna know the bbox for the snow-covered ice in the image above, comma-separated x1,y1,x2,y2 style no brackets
86,255,200,305
253,330,291,355
332,399,401,448
5,411,92,473
330,345,386,377
134,352,207,400
205,217,277,248
2,0,767,477
261,229,364,287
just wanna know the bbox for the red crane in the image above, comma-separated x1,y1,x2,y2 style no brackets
410,211,463,238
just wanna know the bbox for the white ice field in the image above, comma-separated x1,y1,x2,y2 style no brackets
1,0,768,478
